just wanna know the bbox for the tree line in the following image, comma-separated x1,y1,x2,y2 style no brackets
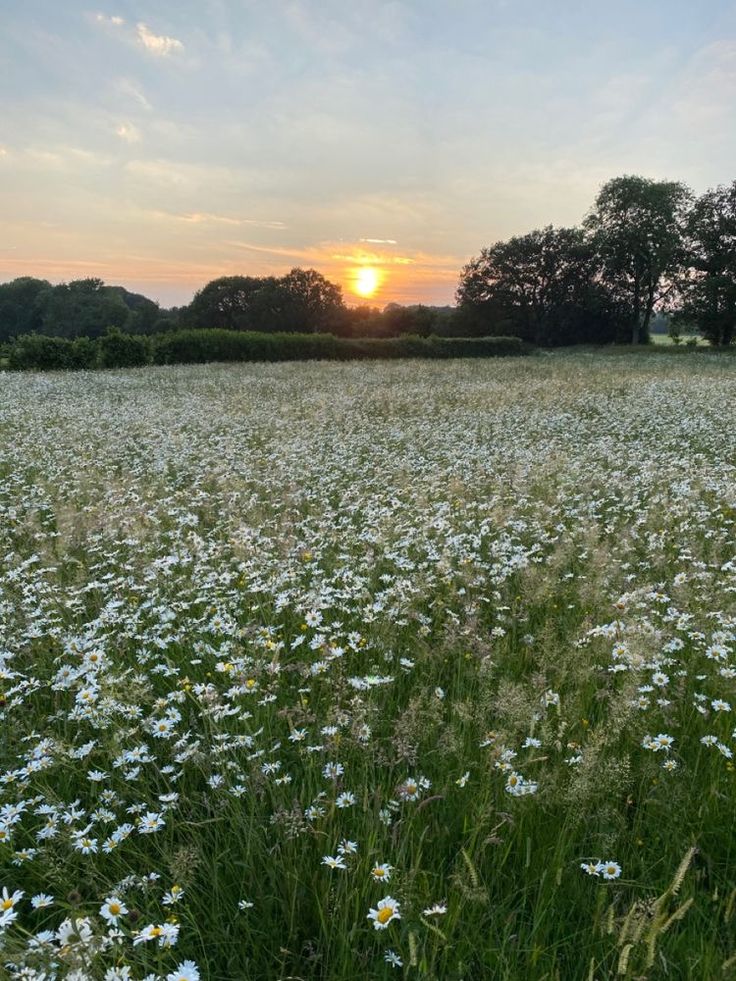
2,174,735,347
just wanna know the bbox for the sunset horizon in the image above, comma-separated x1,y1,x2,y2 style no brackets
3,2,736,309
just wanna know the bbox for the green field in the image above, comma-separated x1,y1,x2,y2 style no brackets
650,333,707,346
1,352,736,980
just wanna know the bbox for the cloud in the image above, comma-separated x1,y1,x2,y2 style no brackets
360,238,398,245
95,13,125,27
116,123,141,143
136,22,184,57
151,210,286,229
115,78,153,111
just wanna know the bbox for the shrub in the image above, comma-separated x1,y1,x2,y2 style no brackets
7,334,79,370
97,328,151,369
151,330,530,365
69,336,97,369
6,329,531,370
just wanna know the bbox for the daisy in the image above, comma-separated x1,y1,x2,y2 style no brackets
0,888,24,911
597,861,622,880
385,950,403,968
322,855,347,870
371,863,393,882
166,962,200,981
31,893,54,909
423,903,447,916
138,811,165,834
100,896,128,924
367,896,401,930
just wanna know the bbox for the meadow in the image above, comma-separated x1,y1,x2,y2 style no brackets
1,352,736,980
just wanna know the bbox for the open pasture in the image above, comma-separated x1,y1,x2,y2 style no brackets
1,353,736,979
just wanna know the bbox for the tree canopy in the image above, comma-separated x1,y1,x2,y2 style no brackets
674,181,736,346
184,269,346,334
584,175,692,344
457,226,621,346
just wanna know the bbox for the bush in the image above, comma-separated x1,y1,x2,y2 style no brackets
7,334,81,370
6,329,531,370
152,330,530,365
97,328,151,368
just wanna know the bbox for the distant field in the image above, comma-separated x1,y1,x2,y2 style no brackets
1,353,736,979
650,332,707,345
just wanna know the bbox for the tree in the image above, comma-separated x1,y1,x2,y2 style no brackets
0,277,51,341
35,278,130,339
585,175,692,344
108,286,161,334
279,268,346,333
184,269,347,333
457,226,621,346
674,182,736,346
184,276,275,331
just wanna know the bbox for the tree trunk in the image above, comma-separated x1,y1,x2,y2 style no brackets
632,278,641,345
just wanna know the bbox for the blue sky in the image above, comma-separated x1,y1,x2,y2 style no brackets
1,0,735,306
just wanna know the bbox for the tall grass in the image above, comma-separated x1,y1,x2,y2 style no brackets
0,353,735,979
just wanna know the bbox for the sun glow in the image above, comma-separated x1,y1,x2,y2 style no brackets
353,266,381,298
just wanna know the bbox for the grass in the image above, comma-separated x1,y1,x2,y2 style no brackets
650,333,706,346
0,351,735,979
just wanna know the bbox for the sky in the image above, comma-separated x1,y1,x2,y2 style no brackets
1,1,736,308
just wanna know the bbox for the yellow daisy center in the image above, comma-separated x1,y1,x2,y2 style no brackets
377,906,394,924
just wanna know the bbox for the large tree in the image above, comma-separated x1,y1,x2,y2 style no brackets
456,225,621,346
0,277,51,341
185,269,346,333
184,276,277,331
35,278,130,339
674,182,736,346
278,268,346,333
585,175,692,344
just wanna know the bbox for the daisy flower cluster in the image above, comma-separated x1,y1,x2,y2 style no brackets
0,355,734,977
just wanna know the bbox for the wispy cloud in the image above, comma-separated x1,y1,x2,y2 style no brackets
115,78,153,111
136,22,184,57
94,13,125,27
360,238,398,245
151,210,286,229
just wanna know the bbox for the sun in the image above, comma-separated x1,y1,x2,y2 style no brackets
353,266,380,298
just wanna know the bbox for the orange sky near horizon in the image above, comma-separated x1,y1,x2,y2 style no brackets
0,233,464,309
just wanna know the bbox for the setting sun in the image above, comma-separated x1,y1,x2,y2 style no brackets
353,266,381,298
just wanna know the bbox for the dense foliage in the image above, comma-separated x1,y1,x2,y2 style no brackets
1,354,736,979
458,176,736,346
0,278,169,343
4,329,529,370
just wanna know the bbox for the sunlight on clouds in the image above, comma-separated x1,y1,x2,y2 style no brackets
151,210,287,229
224,238,461,305
136,22,184,56
115,123,141,143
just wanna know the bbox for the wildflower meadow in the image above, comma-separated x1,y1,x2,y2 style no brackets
1,351,736,980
